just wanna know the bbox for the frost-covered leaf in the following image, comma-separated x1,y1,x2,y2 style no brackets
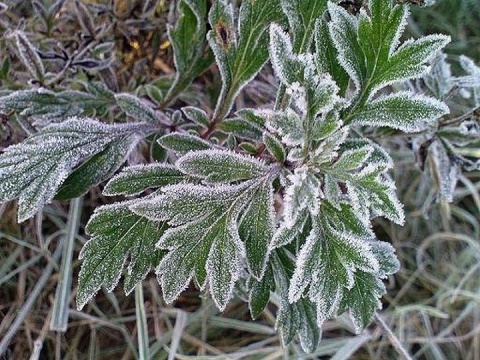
176,149,267,184
328,0,449,100
280,0,328,53
458,55,480,106
289,218,379,326
331,144,373,172
239,180,275,279
338,271,386,333
347,166,405,225
350,92,449,132
208,0,284,119
77,201,166,310
273,250,321,353
314,18,350,94
328,2,366,92
157,132,213,155
103,164,186,197
182,106,210,128
10,30,45,81
369,241,400,278
131,179,274,310
55,138,136,200
0,117,152,222
264,109,304,146
263,132,286,163
0,88,112,124
269,24,306,86
115,93,158,124
248,264,275,319
164,0,214,104
283,166,322,228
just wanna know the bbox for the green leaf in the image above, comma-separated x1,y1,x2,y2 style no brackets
55,139,135,200
239,180,275,279
349,91,449,132
182,106,210,128
131,181,264,310
176,149,267,184
347,166,405,225
273,250,321,353
0,118,152,222
280,0,328,53
208,0,285,120
157,132,213,155
327,2,366,92
115,93,158,124
263,132,286,163
164,0,214,105
103,163,186,197
314,18,350,94
339,271,386,333
77,201,167,310
0,88,112,124
248,266,274,319
289,219,379,326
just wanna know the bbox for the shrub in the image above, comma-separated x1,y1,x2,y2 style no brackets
0,0,479,354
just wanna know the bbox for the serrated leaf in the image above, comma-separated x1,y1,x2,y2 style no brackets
115,93,158,124
289,219,379,323
314,18,350,94
369,241,400,278
131,181,265,310
77,201,167,310
55,138,136,200
263,132,286,163
103,163,186,197
349,92,449,132
264,109,304,146
248,266,275,319
283,166,322,228
280,0,328,53
339,271,386,334
347,167,405,225
239,180,275,279
158,132,213,155
176,149,267,184
0,118,152,222
328,2,366,93
164,0,214,105
273,250,321,353
208,0,284,119
331,144,374,172
269,23,306,86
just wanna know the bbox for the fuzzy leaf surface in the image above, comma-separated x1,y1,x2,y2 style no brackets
165,0,213,104
176,149,267,184
0,118,151,222
103,164,186,196
77,201,166,310
208,0,284,119
131,179,275,310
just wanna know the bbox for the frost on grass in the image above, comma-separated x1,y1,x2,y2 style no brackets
0,117,152,222
77,200,166,310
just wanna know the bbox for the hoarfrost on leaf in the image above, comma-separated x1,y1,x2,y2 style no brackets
77,200,166,310
0,117,153,222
